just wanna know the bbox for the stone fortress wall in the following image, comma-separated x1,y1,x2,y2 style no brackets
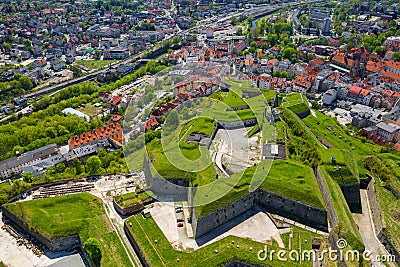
361,175,400,266
2,207,82,252
340,183,362,213
192,188,328,238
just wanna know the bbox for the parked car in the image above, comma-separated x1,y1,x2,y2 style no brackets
177,218,184,223
176,208,183,213
177,222,184,227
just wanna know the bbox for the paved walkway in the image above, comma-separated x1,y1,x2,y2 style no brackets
352,190,396,267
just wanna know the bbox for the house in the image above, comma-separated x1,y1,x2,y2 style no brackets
347,85,363,102
269,46,280,57
0,144,59,180
103,48,130,60
49,56,65,71
322,89,337,105
376,121,400,142
144,117,160,131
110,95,122,107
99,92,111,102
68,123,123,149
106,114,123,125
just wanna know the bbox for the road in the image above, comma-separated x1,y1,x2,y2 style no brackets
352,190,396,267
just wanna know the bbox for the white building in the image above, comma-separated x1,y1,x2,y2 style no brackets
376,121,400,142
322,89,337,105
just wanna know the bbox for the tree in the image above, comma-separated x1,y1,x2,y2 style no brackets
22,172,34,183
236,27,243,36
165,109,179,130
86,156,102,175
55,162,66,173
73,158,84,175
97,147,107,158
231,16,237,26
84,238,102,261
267,34,278,47
17,75,33,91
392,52,400,62
3,42,11,52
185,172,196,186
282,47,297,61
247,16,254,26
311,100,321,110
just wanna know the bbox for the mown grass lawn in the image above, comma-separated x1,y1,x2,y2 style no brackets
194,159,325,218
224,89,247,107
287,102,309,114
126,214,322,267
125,146,145,171
302,111,378,157
282,92,305,107
146,138,216,185
75,60,116,71
4,193,131,266
179,117,216,139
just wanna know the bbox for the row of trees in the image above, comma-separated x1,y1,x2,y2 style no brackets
281,108,321,168
0,73,33,102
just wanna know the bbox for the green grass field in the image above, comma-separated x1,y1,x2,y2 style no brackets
180,117,216,139
319,167,364,251
224,89,248,107
298,110,400,252
4,193,131,266
194,159,324,218
114,190,152,209
126,214,322,267
282,93,305,107
146,138,216,185
302,111,378,157
287,102,309,115
75,60,116,71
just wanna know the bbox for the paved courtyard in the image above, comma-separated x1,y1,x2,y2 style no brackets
150,203,284,252
210,127,261,175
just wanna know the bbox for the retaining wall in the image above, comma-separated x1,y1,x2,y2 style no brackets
218,118,257,130
113,200,142,216
193,189,328,238
295,109,310,119
314,167,339,227
2,207,81,252
340,183,361,213
123,221,150,267
363,176,400,266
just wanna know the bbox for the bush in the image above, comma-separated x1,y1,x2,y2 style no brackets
84,237,102,261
